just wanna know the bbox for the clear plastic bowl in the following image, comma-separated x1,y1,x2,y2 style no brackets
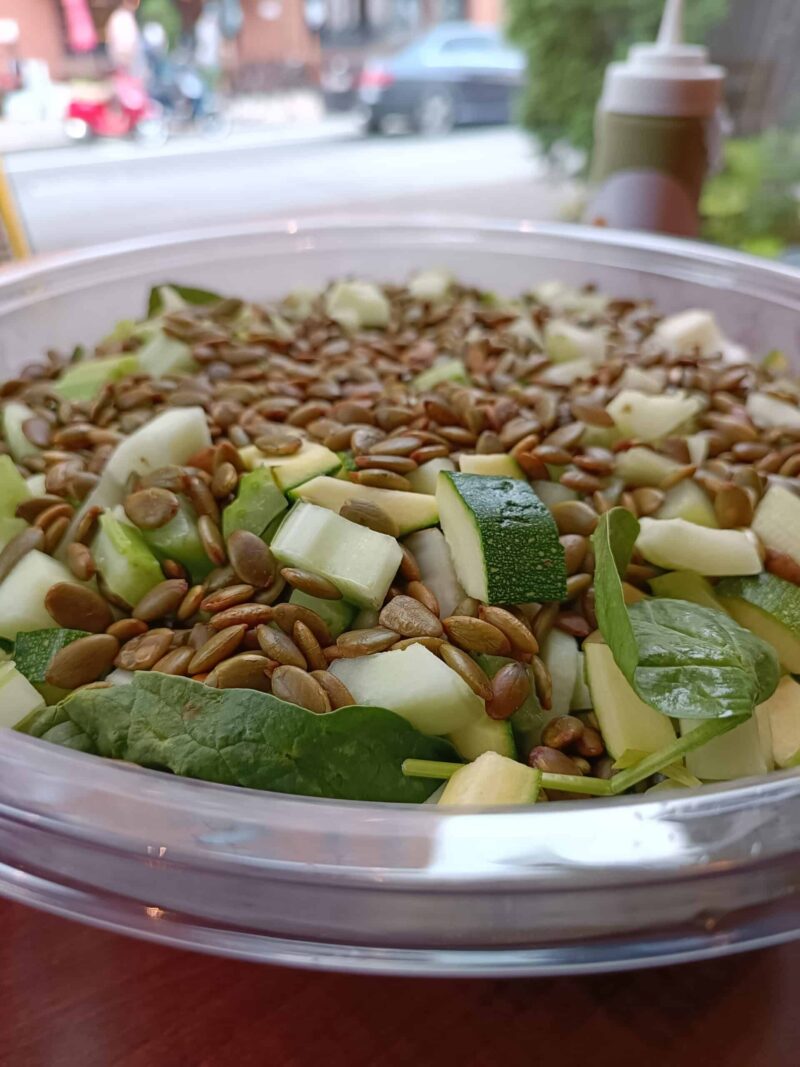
2,217,800,976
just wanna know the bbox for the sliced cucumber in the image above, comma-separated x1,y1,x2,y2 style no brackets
141,497,213,583
584,636,676,760
222,466,288,540
0,663,44,727
92,513,164,608
656,479,717,528
544,319,606,363
680,715,770,781
407,456,455,495
653,309,722,357
717,573,800,673
54,354,139,403
2,401,40,462
636,518,762,576
531,479,578,508
439,751,541,806
330,643,483,735
271,501,402,609
762,676,800,768
650,571,726,612
436,472,566,604
136,332,194,378
104,407,211,488
0,455,31,520
325,281,390,330
746,392,800,432
291,475,438,535
411,358,469,392
241,440,341,492
606,390,702,443
408,268,453,303
752,485,800,566
0,550,79,641
458,453,523,479
402,527,464,618
448,716,516,761
541,629,579,718
289,589,355,639
614,447,680,488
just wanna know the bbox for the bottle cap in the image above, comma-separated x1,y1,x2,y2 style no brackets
600,0,724,118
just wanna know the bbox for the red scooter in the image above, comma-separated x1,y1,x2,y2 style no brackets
64,73,166,144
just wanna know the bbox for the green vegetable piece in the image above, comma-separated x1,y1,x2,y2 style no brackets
16,672,457,803
289,589,355,639
649,571,725,612
412,358,470,392
477,654,548,753
92,513,164,608
136,332,194,377
147,284,222,318
142,496,213,583
717,573,800,673
0,455,31,520
401,757,612,797
14,628,90,703
55,354,139,403
592,508,780,720
221,466,288,540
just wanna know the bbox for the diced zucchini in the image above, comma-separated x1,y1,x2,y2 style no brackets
448,716,516,761
716,573,800,673
656,480,718,528
531,480,578,508
752,485,800,566
584,636,676,760
0,662,45,727
141,497,213,583
544,319,606,363
606,390,702,442
440,751,541,806
458,453,523,479
402,527,464,618
541,629,579,718
538,358,595,386
408,268,453,303
407,456,456,495
291,475,438,536
411,358,469,392
92,513,164,608
614,447,680,488
241,440,341,492
616,365,667,394
136,332,194,377
762,676,800,768
570,650,592,711
653,309,722,357
325,281,390,330
289,589,355,639
2,401,40,462
436,472,566,604
14,628,89,704
222,466,288,540
680,714,770,781
650,571,726,612
746,392,800,432
636,518,762,576
0,551,79,641
271,501,402,609
330,643,484,735
0,518,27,551
54,354,139,402
0,455,31,520
104,407,212,488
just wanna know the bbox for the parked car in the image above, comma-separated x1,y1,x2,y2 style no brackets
358,22,525,136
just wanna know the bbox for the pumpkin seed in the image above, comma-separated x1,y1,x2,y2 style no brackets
187,624,247,674
256,623,307,668
151,646,195,676
132,579,188,622
123,487,180,530
106,618,148,642
339,498,399,538
310,670,355,709
177,584,206,622
351,469,412,491
66,541,96,581
551,500,598,536
45,582,113,633
336,627,399,657
273,602,332,646
280,567,342,600
714,483,755,528
378,594,442,637
442,615,511,656
528,746,582,775
271,665,331,713
200,583,256,613
293,619,327,670
541,715,585,750
198,514,227,566
0,526,45,584
46,633,119,690
115,628,174,671
439,643,493,700
486,661,531,720
208,653,271,691
254,429,303,456
227,529,276,587
209,603,274,629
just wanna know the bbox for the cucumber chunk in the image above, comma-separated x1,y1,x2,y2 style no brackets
92,513,164,608
650,571,726,612
680,714,770,781
407,456,456,495
614,447,680,488
636,518,762,576
439,751,541,806
436,472,566,604
458,453,524,479
544,319,606,363
752,485,800,566
222,466,288,540
402,527,464,618
717,573,800,673
656,480,718,528
408,268,453,302
291,475,438,535
104,407,212,488
54,354,139,402
606,390,702,442
653,309,723,357
330,643,484,735
0,551,79,641
271,501,402,609
136,333,194,377
2,401,40,462
289,589,355,639
584,636,676,760
746,392,800,432
0,455,31,519
541,629,579,718
448,716,516,761
325,280,390,330
0,662,45,727
241,440,341,492
530,480,577,508
411,358,469,392
762,676,800,768
0,518,27,551
141,497,213,583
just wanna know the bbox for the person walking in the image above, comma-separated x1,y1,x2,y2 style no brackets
106,0,147,77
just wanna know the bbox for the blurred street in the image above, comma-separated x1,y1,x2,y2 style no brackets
6,125,578,253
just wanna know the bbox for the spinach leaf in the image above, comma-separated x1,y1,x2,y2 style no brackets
592,508,779,719
15,672,457,803
147,284,223,318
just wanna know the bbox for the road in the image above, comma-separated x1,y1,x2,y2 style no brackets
6,126,574,253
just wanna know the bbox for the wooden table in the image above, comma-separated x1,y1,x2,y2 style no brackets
1,899,798,1067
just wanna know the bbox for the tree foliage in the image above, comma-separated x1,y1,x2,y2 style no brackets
506,0,729,153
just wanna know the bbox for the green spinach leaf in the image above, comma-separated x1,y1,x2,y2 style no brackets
592,508,779,719
15,672,457,803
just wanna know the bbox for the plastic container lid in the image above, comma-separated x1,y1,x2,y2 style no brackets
600,0,724,118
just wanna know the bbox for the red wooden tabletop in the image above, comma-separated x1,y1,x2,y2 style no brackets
1,899,798,1067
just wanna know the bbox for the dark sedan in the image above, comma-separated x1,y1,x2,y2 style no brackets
358,23,525,136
